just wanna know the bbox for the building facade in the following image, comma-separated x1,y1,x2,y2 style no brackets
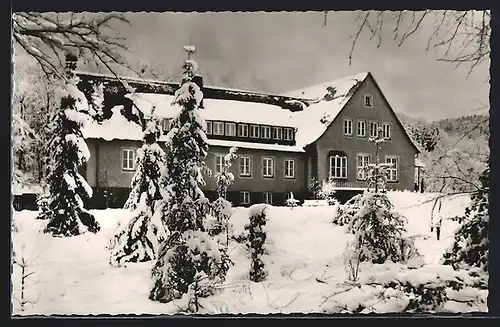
76,70,421,208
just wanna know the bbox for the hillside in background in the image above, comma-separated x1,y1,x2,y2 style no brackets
397,112,489,192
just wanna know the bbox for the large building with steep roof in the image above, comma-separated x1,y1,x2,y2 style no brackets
74,69,422,208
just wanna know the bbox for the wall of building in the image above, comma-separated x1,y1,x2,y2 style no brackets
314,75,418,191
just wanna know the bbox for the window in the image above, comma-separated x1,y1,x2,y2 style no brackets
161,119,171,134
215,154,225,174
240,156,252,177
122,149,136,171
250,125,260,138
262,157,275,178
386,156,399,182
240,191,251,205
284,128,294,141
206,121,212,135
364,94,374,108
213,122,224,135
370,121,379,138
261,126,271,139
284,159,295,179
329,155,347,179
272,127,283,140
225,122,236,136
357,120,366,137
357,153,371,180
382,122,392,139
238,124,249,137
263,192,273,204
344,119,353,136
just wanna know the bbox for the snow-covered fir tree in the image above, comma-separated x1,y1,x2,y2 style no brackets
37,55,100,237
245,204,269,282
12,113,37,189
443,167,489,272
149,49,231,303
108,113,167,266
207,147,237,237
336,127,418,263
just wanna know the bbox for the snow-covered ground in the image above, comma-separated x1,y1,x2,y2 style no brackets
11,191,487,315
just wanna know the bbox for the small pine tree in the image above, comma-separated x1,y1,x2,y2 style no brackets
245,204,269,282
37,61,100,237
108,114,168,266
336,128,418,263
208,147,237,237
443,167,489,272
149,50,230,303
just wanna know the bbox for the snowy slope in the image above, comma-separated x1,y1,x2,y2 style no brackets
11,191,485,315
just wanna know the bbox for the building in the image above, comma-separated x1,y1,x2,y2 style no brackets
74,69,422,208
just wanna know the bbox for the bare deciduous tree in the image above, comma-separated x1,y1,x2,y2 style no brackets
12,12,133,79
324,10,490,75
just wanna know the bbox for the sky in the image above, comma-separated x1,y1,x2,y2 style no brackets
16,11,491,121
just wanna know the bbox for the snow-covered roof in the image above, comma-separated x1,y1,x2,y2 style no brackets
286,72,369,147
126,93,297,128
82,106,305,153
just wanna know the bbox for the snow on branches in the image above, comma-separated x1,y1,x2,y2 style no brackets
37,72,100,237
245,204,269,282
149,57,231,304
109,115,167,266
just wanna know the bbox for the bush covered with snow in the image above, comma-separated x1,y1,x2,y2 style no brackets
108,117,167,266
443,168,489,272
245,204,269,282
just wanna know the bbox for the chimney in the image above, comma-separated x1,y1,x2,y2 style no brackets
192,74,204,108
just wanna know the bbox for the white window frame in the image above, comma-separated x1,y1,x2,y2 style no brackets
240,191,251,205
284,128,294,141
284,159,295,179
357,153,371,181
206,121,213,135
385,155,399,182
161,119,171,134
382,122,392,139
329,155,348,179
213,122,224,136
364,94,374,108
357,120,366,137
122,148,136,171
261,126,271,139
263,192,273,204
343,118,353,136
238,124,249,137
215,154,225,175
272,127,283,140
225,122,236,136
250,125,260,138
262,157,275,178
239,156,252,177
370,121,380,138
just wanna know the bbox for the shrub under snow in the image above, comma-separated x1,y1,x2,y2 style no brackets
245,203,269,282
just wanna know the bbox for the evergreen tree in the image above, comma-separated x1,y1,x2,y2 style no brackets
149,49,230,303
108,113,168,266
443,167,489,272
335,128,418,263
37,57,100,237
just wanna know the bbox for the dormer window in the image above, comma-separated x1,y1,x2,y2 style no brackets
225,122,236,136
213,122,224,135
284,128,294,141
261,126,271,139
250,125,260,138
238,124,249,137
272,127,283,140
161,119,171,134
206,121,213,135
364,94,374,108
